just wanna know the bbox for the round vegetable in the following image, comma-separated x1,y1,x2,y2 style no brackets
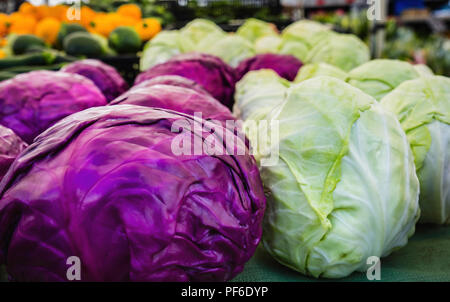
61,59,128,102
380,76,450,224
57,23,87,49
108,26,141,54
202,34,255,68
0,104,265,281
135,53,237,109
63,32,103,57
294,63,348,82
12,34,46,55
348,59,420,101
236,18,278,43
0,125,27,181
235,54,303,81
110,84,235,123
0,71,107,144
131,75,211,97
253,76,419,278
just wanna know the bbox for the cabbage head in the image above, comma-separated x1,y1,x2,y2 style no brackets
306,33,370,71
234,69,290,122
294,63,348,82
278,30,334,62
259,76,420,278
0,105,265,281
380,76,450,224
236,18,278,43
61,59,128,102
140,31,195,71
348,59,420,100
135,53,237,109
180,18,226,46
0,71,107,144
203,34,255,67
131,75,211,97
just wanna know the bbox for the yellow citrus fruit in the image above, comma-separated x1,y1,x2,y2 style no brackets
134,18,161,41
35,17,61,45
117,4,142,20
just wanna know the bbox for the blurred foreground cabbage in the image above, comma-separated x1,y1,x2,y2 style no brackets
0,105,265,281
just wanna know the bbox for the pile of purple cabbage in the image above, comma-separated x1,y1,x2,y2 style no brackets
0,52,302,282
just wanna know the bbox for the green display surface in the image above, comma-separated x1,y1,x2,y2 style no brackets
233,225,450,282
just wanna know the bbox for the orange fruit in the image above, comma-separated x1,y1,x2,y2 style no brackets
8,13,37,35
134,18,161,41
0,14,9,37
19,2,37,16
35,5,51,20
0,49,6,59
35,17,61,45
117,4,142,20
79,6,96,28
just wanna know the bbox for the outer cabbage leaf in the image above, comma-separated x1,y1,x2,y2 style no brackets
130,75,211,97
234,69,290,122
236,18,278,43
380,76,450,224
306,34,370,71
413,64,434,77
294,63,348,82
139,31,195,71
261,77,420,278
235,54,302,81
0,105,266,281
0,125,27,181
254,36,282,54
180,18,226,46
348,59,420,101
110,84,235,123
282,20,330,41
203,34,255,67
278,30,334,62
61,59,128,102
135,53,237,109
0,71,107,144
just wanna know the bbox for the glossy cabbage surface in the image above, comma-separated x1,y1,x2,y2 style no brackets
235,54,302,81
111,84,235,123
0,71,107,144
61,59,129,102
381,76,450,224
0,105,265,281
135,53,237,109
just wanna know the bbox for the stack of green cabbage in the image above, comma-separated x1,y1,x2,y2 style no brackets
234,71,425,278
140,18,370,72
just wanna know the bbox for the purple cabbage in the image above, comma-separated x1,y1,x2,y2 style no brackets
0,71,107,144
135,53,237,109
0,104,265,281
110,83,235,123
61,59,129,102
132,75,211,97
0,125,27,181
235,53,303,81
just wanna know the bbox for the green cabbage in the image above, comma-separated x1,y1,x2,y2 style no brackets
306,34,370,71
253,76,419,278
236,18,278,43
180,18,226,46
234,69,290,121
203,34,255,67
348,59,420,100
140,31,195,71
255,36,282,54
381,76,450,224
294,63,348,82
413,64,434,77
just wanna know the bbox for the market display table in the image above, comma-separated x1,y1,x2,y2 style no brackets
234,225,450,282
